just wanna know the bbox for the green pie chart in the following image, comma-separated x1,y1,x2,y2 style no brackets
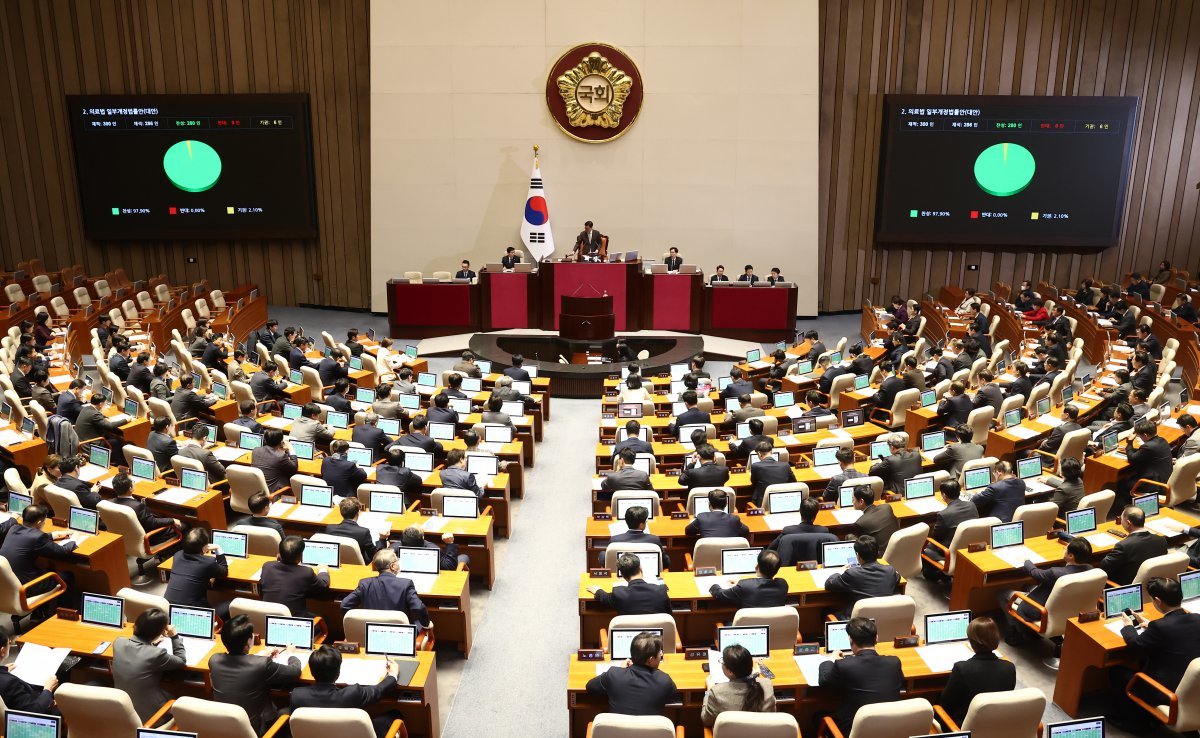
163,140,222,193
974,142,1035,197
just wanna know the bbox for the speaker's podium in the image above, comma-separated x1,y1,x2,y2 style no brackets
559,295,614,341
541,260,643,333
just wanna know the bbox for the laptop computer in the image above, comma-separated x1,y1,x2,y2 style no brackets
355,387,375,404
397,546,440,589
773,391,795,408
442,495,479,519
417,372,437,388
428,422,456,441
211,529,248,558
5,711,63,738
291,439,315,461
614,497,656,520
81,592,124,629
609,627,664,661
377,418,401,436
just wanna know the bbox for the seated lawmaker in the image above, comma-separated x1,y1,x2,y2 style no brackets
341,548,431,628
0,632,58,715
817,617,903,735
709,549,787,607
613,420,653,456
971,461,1025,522
163,528,230,620
701,644,777,726
685,488,748,538
824,535,901,620
208,615,302,735
259,535,330,617
999,537,1091,642
599,505,670,569
291,646,404,738
587,552,671,616
455,260,476,280
1098,506,1169,585
668,390,710,436
501,246,521,270
937,616,1016,725
709,264,730,284
325,497,380,563
585,631,680,716
678,444,730,489
399,525,466,571
600,448,652,501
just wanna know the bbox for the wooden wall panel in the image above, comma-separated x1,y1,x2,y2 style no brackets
0,0,370,309
820,0,1200,312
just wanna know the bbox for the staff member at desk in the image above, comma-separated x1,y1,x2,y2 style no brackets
587,552,671,615
501,246,522,270
868,434,921,493
709,265,730,284
112,607,186,724
455,260,476,280
291,646,404,738
342,548,432,629
1108,577,1200,731
574,220,604,261
664,247,682,272
817,617,904,735
937,616,1016,726
209,614,302,735
971,461,1025,522
585,631,680,716
0,504,78,609
824,534,901,620
738,265,758,284
1172,292,1197,323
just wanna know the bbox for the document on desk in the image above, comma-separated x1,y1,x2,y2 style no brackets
692,575,726,594
286,505,329,523
916,643,974,673
599,418,616,429
607,522,630,536
212,446,247,462
78,465,109,482
420,516,447,533
1099,376,1119,386
793,653,832,684
1024,480,1054,495
1039,415,1064,427
156,487,200,505
763,513,802,531
337,658,388,685
1007,426,1040,440
0,430,28,446
776,434,803,447
1188,404,1200,416
831,508,863,525
267,501,293,518
262,416,292,429
12,643,70,686
1184,599,1200,613
159,636,217,666
1144,518,1184,537
808,567,844,587
785,405,807,420
262,647,312,667
1104,619,1140,636
827,429,853,442
990,545,1045,567
905,497,946,515
858,387,878,397
358,511,392,539
812,464,841,479
707,650,731,683
594,662,620,676
404,573,440,592
1081,532,1121,549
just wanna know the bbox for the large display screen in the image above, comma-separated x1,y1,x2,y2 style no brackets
67,94,317,239
875,95,1137,248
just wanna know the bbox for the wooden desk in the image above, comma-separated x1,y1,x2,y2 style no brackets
160,554,474,657
419,471,512,539
42,520,131,594
18,615,441,737
0,424,48,482
132,479,229,531
1055,604,1166,717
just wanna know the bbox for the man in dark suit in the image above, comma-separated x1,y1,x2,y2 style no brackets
933,425,984,479
201,335,229,372
259,535,330,616
439,448,481,496
454,259,477,280
127,352,153,394
501,246,522,269
102,473,181,539
163,528,230,619
927,347,956,383
425,392,458,426
664,247,683,271
146,416,180,474
709,265,730,284
170,374,216,421
999,538,1092,639
738,265,759,284
768,497,829,550
392,415,444,455
937,381,974,425
587,552,671,615
824,448,867,502
250,362,289,403
0,505,78,604
323,379,353,414
108,342,132,382
817,617,904,735
234,492,286,537
321,440,368,499
231,400,266,436
341,548,431,627
251,429,299,492
902,355,927,392
1005,363,1033,401
972,370,1004,415
678,445,731,489
1046,305,1072,342
729,417,774,459
54,457,101,510
709,549,788,607
375,447,424,505
326,498,381,563
668,390,711,437
208,614,302,734
748,440,796,506
599,506,670,569
503,354,532,382
177,424,227,482
585,632,680,716
824,534,902,620
0,632,58,714
55,379,85,423
1040,404,1082,453
74,392,122,445
851,487,899,552
351,413,390,461
291,646,404,737
600,448,653,501
1098,506,1170,585
802,330,826,364
1173,292,1197,323
575,220,604,259
1113,301,1137,338
868,434,921,493
685,488,749,538
816,357,849,396
1129,352,1156,395
972,461,1026,522
928,481,978,550
1119,419,1173,503
872,361,904,415
613,420,653,457
720,368,755,400
317,349,349,387
847,344,873,377
289,337,319,372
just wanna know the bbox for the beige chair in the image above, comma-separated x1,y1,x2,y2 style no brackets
171,695,288,738
310,532,366,566
288,473,326,499
227,465,275,513
3,468,30,497
589,713,680,738
1124,656,1200,732
42,483,81,519
117,587,170,622
1131,453,1200,507
604,613,680,653
606,490,663,518
967,406,994,444
290,707,405,738
1007,568,1108,644
922,517,1001,576
958,456,997,488
356,483,404,511
761,483,810,512
320,331,338,350
819,697,934,738
231,525,283,557
604,541,665,572
403,271,423,281
732,606,799,650
934,687,1046,738
688,537,749,571
171,454,206,483
431,271,452,282
4,284,24,304
1076,490,1116,521
686,487,736,516
882,522,929,580
851,595,916,642
223,422,247,447
710,712,800,738
55,683,151,736
1128,551,1190,595
871,388,920,429
1034,428,1091,473
98,500,182,585
431,487,483,514
1012,501,1058,537
0,555,67,632
341,608,408,643
825,373,855,410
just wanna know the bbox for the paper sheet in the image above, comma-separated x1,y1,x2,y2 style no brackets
592,478,604,491
156,487,199,505
607,522,630,536
692,575,726,594
831,508,863,525
11,643,70,686
1144,518,1185,537
286,505,329,523
1081,532,1121,549
1039,415,1064,427
707,650,730,684
158,636,216,666
595,662,619,676
991,545,1045,567
0,430,28,446
808,567,844,587
336,658,388,685
403,573,440,592
793,654,832,684
763,513,803,531
1104,619,1139,636
812,464,842,479
212,446,247,462
1099,376,1119,387
358,511,392,539
828,429,853,442
79,465,109,482
1024,480,1054,495
420,516,447,533
858,387,877,397
905,497,946,515
1007,426,1040,440
262,416,291,429
1183,600,1200,613
916,642,974,673
267,501,293,517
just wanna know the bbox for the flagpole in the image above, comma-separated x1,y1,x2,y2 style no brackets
533,144,543,264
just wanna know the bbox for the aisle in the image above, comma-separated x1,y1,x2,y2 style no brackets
441,397,594,738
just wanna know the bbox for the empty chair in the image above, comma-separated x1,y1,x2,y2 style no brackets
588,714,678,738
1076,489,1116,521
55,683,148,737
1129,551,1189,595
605,613,680,653
231,524,283,557
1012,501,1058,537
431,271,452,281
171,695,288,738
98,500,182,585
310,532,366,566
1006,568,1108,644
818,697,934,738
710,712,800,738
922,517,1001,577
850,595,916,642
732,606,798,650
934,687,1047,738
1131,453,1200,507
404,271,423,281
290,707,405,738
4,284,24,304
228,465,275,513
881,522,929,580
1123,657,1200,733
42,483,81,519
0,556,67,632
341,609,415,646
689,537,750,571
116,587,170,621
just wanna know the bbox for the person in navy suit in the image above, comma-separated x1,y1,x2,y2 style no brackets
323,378,354,414
0,505,78,608
587,552,671,615
585,632,680,716
341,548,431,627
937,381,974,425
0,632,58,714
325,497,381,563
291,646,404,738
728,417,774,458
599,506,670,568
321,440,368,499
391,415,444,455
613,420,653,457
54,457,101,510
721,368,755,399
55,379,85,423
231,400,266,435
685,488,749,538
503,354,532,381
709,549,788,607
163,528,230,619
439,449,481,496
817,617,904,735
998,537,1092,638
679,445,731,489
971,461,1026,522
824,535,901,620
352,413,391,461
668,390,711,437
664,247,683,271
289,336,319,371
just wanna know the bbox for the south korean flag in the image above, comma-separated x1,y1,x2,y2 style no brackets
520,153,555,261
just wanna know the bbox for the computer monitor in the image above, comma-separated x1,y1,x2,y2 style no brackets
294,533,338,566
130,456,157,482
1046,717,1106,738
417,372,437,387
1062,386,1075,405
853,374,870,391
211,529,248,558
405,344,419,359
609,627,664,661
355,387,375,403
282,402,303,420
1004,408,1022,428
291,440,315,460
101,385,114,404
735,422,753,440
300,484,333,508
1180,570,1200,602
428,422,456,441
1104,584,1143,617
475,360,492,374
512,380,533,395
398,394,421,411
169,605,216,639
237,432,263,451
721,547,762,576
264,615,315,650
794,360,813,375
448,398,471,415
467,454,500,478
501,401,525,418
717,625,770,658
1017,456,1042,480
904,476,935,500
1065,508,1097,536
669,363,688,381
345,447,373,467
369,489,407,514
398,546,440,575
924,610,971,645
1036,396,1052,416
718,377,732,390
68,506,99,535
1101,432,1120,454
20,416,34,437
348,356,363,371
289,369,303,385
631,457,652,475
617,402,643,418
824,619,872,654
88,444,111,469
7,491,31,516
81,592,124,628
679,424,707,442
773,391,795,408
5,710,63,738
839,482,869,508
405,451,434,473
822,540,859,568
723,398,740,413
964,466,992,492
194,423,217,445
442,495,479,519
841,409,865,428
180,469,208,492
869,441,891,459
619,550,662,580
364,622,418,657
1182,387,1192,406
919,389,937,407
377,418,401,436
990,521,1024,549
211,382,228,400
765,490,804,514
614,497,656,520
920,431,946,452
483,425,514,444
1133,493,1159,518
461,377,482,393
327,411,349,430
812,446,840,467
829,351,843,364
123,397,140,418
746,348,761,363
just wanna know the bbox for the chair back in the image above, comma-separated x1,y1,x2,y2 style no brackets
851,594,916,642
431,487,479,512
1012,501,1058,536
54,683,142,737
762,483,810,512
846,698,934,738
604,542,665,572
967,406,994,444
172,695,259,738
1075,489,1114,520
608,613,679,653
888,388,921,428
686,487,736,516
882,522,929,580
97,501,151,558
404,271,423,281
229,597,290,635
431,271,452,282
590,713,677,738
290,707,376,738
1164,453,1200,507
227,464,270,514
1056,428,1092,467
1042,568,1109,636
342,608,410,644
3,468,29,496
1171,658,1200,731
960,687,1046,738
116,586,170,621
607,490,662,517
311,532,366,566
958,456,997,488
232,380,256,406
288,473,326,499
944,517,1001,575
357,483,403,510
1132,551,1189,596
171,454,206,481
230,525,283,557
732,606,798,650
691,537,749,570
712,712,799,738
320,331,337,350
43,483,81,519
827,373,855,409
